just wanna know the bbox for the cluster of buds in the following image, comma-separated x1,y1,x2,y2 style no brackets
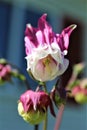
0,58,26,85
66,62,87,104
72,79,87,104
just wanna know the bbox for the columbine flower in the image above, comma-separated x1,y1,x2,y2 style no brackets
25,14,77,82
18,90,55,124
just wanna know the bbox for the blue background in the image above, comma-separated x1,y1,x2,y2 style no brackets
0,1,86,130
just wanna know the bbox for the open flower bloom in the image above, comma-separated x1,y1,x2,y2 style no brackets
18,90,55,124
25,14,77,81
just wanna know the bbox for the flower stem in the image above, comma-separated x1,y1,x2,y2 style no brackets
54,104,64,130
8,62,31,89
43,111,48,130
42,82,48,130
43,82,47,92
34,125,39,130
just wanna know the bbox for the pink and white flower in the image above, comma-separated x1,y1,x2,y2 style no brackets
25,14,77,82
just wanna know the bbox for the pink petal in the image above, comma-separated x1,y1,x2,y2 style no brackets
57,24,77,51
38,13,47,31
62,24,77,36
63,34,69,50
25,24,38,48
38,14,53,44
20,90,32,112
61,24,77,50
25,37,32,55
72,86,81,96
36,30,44,45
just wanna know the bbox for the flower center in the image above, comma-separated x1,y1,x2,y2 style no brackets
42,55,51,66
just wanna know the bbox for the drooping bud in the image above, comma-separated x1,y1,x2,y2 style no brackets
18,90,55,124
50,87,68,108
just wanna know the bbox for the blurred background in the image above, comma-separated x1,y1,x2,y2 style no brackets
0,0,87,130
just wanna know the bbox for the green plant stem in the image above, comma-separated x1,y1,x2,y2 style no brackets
42,82,48,130
8,62,31,89
34,125,39,130
43,82,47,92
43,111,48,130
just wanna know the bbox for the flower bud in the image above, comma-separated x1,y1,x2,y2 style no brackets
72,80,87,104
0,62,11,84
73,62,85,75
18,90,55,124
75,92,87,104
50,87,67,108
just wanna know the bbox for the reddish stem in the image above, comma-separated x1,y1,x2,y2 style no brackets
54,104,64,130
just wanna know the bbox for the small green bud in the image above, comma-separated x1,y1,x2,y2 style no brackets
54,93,66,107
50,87,67,108
75,93,87,104
0,58,7,64
73,62,85,75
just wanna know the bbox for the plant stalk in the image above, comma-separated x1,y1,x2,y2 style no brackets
43,111,48,130
54,104,64,130
42,82,48,130
34,125,39,130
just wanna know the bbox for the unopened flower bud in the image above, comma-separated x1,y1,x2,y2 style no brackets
0,62,11,84
73,62,85,75
72,81,87,104
18,90,55,124
75,92,87,104
50,87,67,108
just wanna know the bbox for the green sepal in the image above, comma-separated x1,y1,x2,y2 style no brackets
18,102,46,125
54,94,66,108
75,93,87,104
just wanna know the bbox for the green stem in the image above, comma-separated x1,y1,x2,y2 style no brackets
43,111,48,130
43,82,47,92
34,125,39,130
8,62,31,89
42,82,48,130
